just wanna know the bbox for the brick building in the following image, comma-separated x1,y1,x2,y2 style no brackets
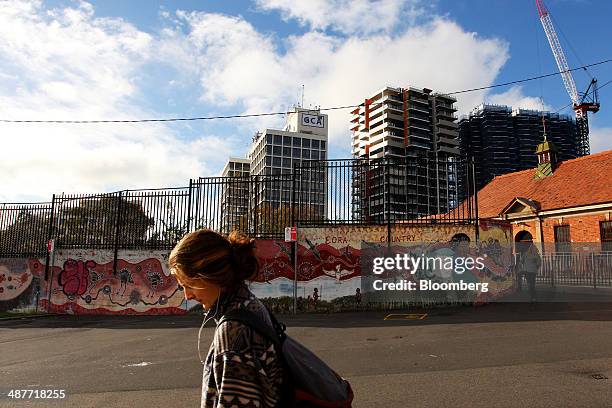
473,142,612,251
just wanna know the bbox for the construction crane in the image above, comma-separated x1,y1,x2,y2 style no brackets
536,0,600,155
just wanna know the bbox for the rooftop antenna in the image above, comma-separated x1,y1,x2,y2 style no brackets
301,84,304,108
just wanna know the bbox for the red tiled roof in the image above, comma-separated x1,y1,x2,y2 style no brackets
475,150,612,218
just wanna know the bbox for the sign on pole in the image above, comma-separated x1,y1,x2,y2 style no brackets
47,239,55,253
285,226,297,242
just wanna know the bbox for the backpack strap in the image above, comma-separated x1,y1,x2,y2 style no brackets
217,307,286,348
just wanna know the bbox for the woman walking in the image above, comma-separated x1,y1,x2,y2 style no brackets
169,229,284,408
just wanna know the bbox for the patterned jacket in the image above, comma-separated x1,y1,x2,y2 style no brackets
201,285,284,408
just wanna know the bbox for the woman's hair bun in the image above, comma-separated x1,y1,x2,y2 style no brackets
227,231,259,283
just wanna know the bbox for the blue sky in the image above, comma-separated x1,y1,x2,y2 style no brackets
0,0,610,202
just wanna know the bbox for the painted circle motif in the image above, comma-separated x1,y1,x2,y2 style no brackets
129,290,141,305
85,295,92,304
103,285,111,295
159,295,168,305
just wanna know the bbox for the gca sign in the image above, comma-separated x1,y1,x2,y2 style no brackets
301,113,325,128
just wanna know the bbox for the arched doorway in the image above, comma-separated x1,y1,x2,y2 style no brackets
515,230,533,243
451,233,471,243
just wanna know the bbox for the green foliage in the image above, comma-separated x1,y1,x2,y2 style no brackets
57,196,154,247
0,208,49,254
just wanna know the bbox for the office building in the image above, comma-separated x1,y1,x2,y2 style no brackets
350,86,460,221
220,107,329,232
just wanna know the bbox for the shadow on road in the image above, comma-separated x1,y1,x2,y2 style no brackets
2,297,612,330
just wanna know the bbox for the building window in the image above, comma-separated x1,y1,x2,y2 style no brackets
273,146,281,155
321,141,326,149
554,225,571,252
312,140,320,149
283,136,291,145
601,221,612,252
293,137,301,147
273,135,282,144
302,139,311,148
266,134,272,143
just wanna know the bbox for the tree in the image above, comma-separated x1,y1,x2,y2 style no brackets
0,207,49,255
234,203,325,237
56,196,154,247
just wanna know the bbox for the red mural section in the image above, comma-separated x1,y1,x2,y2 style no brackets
296,241,360,282
253,240,294,283
253,240,360,283
42,253,185,315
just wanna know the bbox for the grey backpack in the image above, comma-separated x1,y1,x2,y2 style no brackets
218,307,353,407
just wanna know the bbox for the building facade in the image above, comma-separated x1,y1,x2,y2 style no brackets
220,158,250,234
473,145,612,251
350,86,460,221
458,104,580,193
220,107,329,234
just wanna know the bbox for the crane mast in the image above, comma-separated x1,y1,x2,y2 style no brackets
536,0,599,156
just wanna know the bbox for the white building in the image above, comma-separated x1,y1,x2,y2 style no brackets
221,107,329,233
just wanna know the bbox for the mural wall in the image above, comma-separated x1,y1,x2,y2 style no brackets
0,258,44,313
1,251,187,315
286,221,514,308
0,221,513,314
41,249,186,315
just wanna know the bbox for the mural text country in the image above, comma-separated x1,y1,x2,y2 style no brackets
379,235,417,243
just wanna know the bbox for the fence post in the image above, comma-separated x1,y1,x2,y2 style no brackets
187,179,193,233
112,191,123,276
592,252,596,289
44,194,56,281
253,177,258,238
550,253,555,288
471,156,480,242
291,163,298,314
386,159,391,249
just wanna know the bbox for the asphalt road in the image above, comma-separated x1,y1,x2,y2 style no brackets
1,302,612,408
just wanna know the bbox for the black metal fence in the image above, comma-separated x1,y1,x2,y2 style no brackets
0,202,53,257
1,157,478,257
295,157,476,225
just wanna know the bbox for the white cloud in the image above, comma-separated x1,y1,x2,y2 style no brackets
0,0,232,202
255,0,426,36
486,86,551,111
165,13,509,155
589,126,612,153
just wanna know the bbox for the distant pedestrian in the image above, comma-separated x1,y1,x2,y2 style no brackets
312,287,320,311
516,241,541,302
355,287,362,306
169,229,285,408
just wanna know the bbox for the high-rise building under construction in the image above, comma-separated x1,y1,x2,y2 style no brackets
350,86,460,221
458,104,580,194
